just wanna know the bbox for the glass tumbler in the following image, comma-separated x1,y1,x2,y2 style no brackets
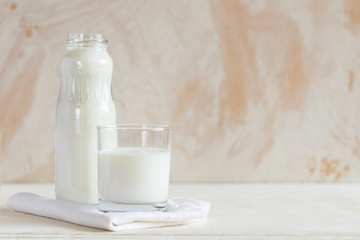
97,124,171,212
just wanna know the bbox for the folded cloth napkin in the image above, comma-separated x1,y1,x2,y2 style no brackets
7,193,210,231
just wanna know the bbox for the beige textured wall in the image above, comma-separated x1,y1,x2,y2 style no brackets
1,0,360,183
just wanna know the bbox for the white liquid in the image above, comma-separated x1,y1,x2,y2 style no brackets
98,148,171,204
56,45,116,204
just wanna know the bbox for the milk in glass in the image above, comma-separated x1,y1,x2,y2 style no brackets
98,148,170,204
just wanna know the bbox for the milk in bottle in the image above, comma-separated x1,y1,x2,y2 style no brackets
56,33,116,204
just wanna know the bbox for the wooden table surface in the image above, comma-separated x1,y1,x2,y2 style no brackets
1,183,360,239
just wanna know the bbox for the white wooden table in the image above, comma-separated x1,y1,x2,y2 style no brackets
1,183,360,239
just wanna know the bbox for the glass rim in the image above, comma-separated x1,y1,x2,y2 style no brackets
97,124,172,131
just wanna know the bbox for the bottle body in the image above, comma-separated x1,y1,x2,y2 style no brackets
56,34,116,204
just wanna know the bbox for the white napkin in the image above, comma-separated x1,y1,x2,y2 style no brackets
7,193,210,231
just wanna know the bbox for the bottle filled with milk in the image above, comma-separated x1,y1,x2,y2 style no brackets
56,33,116,204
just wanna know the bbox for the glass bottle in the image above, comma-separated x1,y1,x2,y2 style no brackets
56,33,116,204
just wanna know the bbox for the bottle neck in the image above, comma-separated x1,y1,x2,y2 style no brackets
66,33,108,48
